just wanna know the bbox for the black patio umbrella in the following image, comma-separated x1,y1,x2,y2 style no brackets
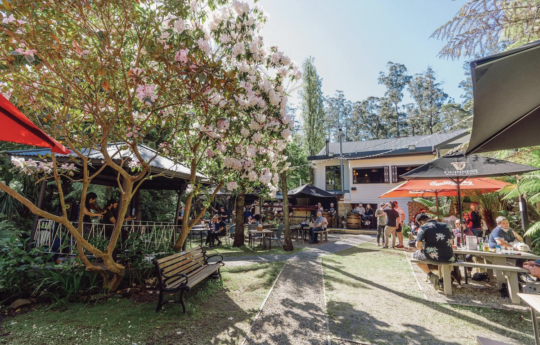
401,152,539,245
466,40,540,154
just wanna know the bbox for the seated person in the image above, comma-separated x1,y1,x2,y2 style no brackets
451,220,475,246
205,216,218,246
413,213,455,291
310,211,325,244
205,216,227,247
488,216,523,250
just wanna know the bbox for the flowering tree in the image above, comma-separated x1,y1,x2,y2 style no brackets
0,0,298,288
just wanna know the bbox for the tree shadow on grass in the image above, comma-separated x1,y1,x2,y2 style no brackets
323,259,534,345
329,300,461,345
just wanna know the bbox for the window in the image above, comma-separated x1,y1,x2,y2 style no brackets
394,166,420,182
353,167,387,184
325,166,342,191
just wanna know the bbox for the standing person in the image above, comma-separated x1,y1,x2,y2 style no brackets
413,214,456,291
393,201,406,248
253,201,260,216
177,205,185,222
310,211,325,244
317,202,324,214
382,203,400,249
469,203,483,237
328,202,337,227
375,202,387,246
82,192,105,224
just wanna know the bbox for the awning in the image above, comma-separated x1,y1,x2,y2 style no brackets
466,40,540,154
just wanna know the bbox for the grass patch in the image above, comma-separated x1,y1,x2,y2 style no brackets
186,238,305,258
2,262,284,345
322,243,534,345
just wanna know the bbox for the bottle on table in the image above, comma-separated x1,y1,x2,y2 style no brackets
495,244,501,253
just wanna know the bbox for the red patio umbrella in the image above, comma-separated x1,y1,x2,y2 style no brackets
379,178,511,218
0,94,70,154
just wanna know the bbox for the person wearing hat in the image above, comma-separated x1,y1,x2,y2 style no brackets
375,202,387,246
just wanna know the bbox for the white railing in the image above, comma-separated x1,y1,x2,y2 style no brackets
33,219,178,255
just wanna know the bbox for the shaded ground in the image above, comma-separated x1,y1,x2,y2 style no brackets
322,243,535,345
0,262,283,345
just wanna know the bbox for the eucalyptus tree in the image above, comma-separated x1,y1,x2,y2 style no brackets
378,62,412,138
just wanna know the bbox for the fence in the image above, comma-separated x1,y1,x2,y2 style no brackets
33,219,180,255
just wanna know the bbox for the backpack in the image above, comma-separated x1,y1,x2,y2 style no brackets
472,272,490,282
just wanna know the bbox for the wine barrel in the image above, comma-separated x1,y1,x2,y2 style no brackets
346,213,361,229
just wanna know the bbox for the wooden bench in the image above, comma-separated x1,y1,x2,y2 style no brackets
153,246,224,313
410,259,528,304
313,228,329,242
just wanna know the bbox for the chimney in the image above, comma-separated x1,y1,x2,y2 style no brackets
325,138,330,156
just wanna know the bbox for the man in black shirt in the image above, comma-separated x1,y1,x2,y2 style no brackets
413,213,455,291
218,207,228,223
382,203,400,249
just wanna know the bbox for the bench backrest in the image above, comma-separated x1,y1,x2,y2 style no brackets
155,246,207,287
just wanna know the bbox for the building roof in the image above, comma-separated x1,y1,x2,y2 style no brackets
309,129,469,161
7,143,206,190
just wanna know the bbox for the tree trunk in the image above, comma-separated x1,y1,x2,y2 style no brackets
233,192,245,247
280,171,294,251
309,166,315,184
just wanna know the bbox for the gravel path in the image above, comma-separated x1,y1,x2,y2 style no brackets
243,259,330,345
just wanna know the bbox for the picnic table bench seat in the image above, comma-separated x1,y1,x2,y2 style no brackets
410,258,528,304
153,245,224,313
312,228,329,242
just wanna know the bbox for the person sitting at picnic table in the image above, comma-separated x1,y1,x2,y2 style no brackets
411,208,426,236
354,203,365,215
206,216,226,247
488,216,523,250
452,219,475,246
363,204,374,225
413,213,456,291
310,211,325,244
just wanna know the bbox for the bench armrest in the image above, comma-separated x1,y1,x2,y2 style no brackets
204,253,224,265
161,271,189,288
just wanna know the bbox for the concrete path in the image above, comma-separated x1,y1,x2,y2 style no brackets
243,259,330,344
226,234,374,267
237,234,373,344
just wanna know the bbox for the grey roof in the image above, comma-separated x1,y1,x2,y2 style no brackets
310,129,469,160
7,143,206,180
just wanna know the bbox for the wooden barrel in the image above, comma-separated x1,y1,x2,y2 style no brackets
291,209,310,225
346,213,361,229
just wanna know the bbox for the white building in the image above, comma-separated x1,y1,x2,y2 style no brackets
308,129,470,223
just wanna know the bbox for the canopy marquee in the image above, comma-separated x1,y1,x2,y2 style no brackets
7,143,207,190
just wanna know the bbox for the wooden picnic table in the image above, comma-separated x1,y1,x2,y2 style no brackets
518,293,540,345
248,229,274,249
454,248,540,288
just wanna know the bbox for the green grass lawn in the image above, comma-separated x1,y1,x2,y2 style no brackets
1,262,284,345
322,243,535,345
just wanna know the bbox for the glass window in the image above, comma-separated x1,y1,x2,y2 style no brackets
353,167,385,184
396,166,420,182
325,166,341,191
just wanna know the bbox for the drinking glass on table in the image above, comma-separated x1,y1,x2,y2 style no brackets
483,242,489,252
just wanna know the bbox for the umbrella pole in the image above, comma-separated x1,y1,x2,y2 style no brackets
435,191,440,221
457,177,464,247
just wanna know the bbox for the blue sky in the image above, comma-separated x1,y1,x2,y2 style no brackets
256,0,469,107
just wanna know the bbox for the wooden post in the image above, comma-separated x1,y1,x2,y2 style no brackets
281,170,294,251
134,189,142,221
30,180,47,249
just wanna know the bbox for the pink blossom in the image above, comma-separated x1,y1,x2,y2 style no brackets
217,119,230,131
127,132,133,138
252,133,262,143
2,15,15,24
240,128,250,138
217,141,227,152
15,48,37,57
207,149,216,157
136,84,158,104
174,49,189,64
281,128,291,139
227,181,239,191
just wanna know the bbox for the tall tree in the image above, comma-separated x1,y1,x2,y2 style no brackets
299,57,326,157
325,90,352,141
408,67,449,134
378,62,412,137
432,0,539,59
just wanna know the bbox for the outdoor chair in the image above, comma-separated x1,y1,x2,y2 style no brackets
265,225,283,248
